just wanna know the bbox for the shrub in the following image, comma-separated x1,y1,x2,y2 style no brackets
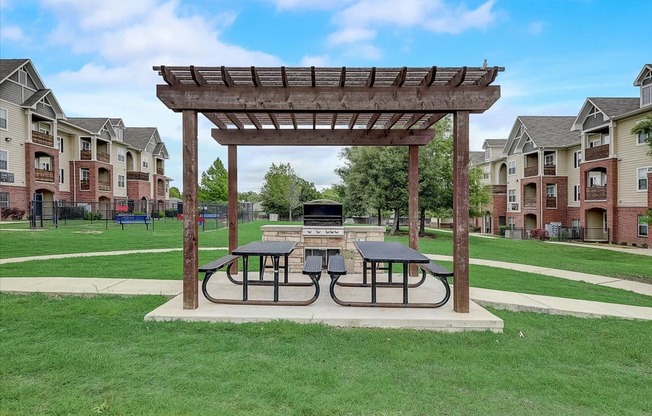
84,211,103,221
151,211,165,219
58,206,86,220
164,209,178,218
530,228,549,241
1,207,25,220
498,225,510,236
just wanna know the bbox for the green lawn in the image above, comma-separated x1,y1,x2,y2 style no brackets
1,294,650,416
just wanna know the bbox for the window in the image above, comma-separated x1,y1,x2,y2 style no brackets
544,153,555,166
0,192,8,208
546,184,557,197
142,160,149,168
483,169,489,180
573,185,580,202
637,131,649,145
116,128,123,141
81,139,91,151
638,167,650,191
589,171,605,187
117,148,125,162
642,84,651,107
80,168,90,181
0,150,7,170
572,219,580,229
0,107,7,130
18,69,28,86
639,216,649,237
484,148,490,160
57,136,64,153
60,169,65,184
573,150,582,168
508,189,516,203
118,175,125,188
507,217,516,229
508,160,516,175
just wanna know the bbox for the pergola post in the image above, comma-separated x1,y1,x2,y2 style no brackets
182,110,199,309
228,145,238,275
408,145,419,276
453,111,470,312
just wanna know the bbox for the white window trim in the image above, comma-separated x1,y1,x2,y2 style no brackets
60,168,65,184
507,160,516,176
544,153,555,166
508,189,516,203
0,192,9,208
636,131,649,146
117,174,125,188
637,167,650,192
0,149,7,171
638,216,648,237
573,150,582,169
573,184,580,202
0,107,8,130
546,184,557,198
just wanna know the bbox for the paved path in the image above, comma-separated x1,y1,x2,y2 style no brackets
1,248,650,321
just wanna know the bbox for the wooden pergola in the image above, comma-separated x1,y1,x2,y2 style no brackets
154,65,503,313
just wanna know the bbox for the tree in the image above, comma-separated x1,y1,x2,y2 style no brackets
469,166,491,219
632,114,652,155
259,163,319,220
238,191,259,202
198,158,228,202
169,186,182,199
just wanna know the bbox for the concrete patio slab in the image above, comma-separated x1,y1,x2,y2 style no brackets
145,273,504,332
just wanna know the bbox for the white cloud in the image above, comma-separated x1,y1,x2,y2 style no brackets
528,21,545,35
299,54,332,66
326,27,376,46
268,0,354,11
0,25,26,42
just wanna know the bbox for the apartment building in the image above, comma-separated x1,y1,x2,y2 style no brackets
0,58,171,217
472,64,652,246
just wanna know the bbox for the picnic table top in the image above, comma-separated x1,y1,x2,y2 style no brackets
232,241,297,256
354,241,430,263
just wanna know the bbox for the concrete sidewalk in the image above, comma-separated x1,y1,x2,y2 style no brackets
1,276,650,322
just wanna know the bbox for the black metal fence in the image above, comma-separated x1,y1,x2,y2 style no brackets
28,199,254,230
502,226,608,242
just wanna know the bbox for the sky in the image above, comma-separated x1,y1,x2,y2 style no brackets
0,0,648,192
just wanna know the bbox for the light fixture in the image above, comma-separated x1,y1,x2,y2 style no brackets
4,137,11,142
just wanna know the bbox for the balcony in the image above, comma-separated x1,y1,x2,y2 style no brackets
81,149,92,160
98,180,111,192
32,131,54,147
80,179,90,191
544,165,556,175
35,168,54,182
157,189,166,197
127,171,149,181
546,197,557,208
523,196,537,209
524,165,538,177
585,186,607,201
97,152,110,163
585,144,609,161
491,185,506,194
156,167,164,175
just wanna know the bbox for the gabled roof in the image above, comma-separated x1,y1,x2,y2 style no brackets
572,97,640,131
634,64,652,86
504,116,578,156
66,117,115,135
124,127,157,150
469,151,485,166
482,139,507,149
0,59,29,83
153,142,170,159
21,89,51,107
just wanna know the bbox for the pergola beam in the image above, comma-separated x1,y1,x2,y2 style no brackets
211,128,434,146
156,85,500,113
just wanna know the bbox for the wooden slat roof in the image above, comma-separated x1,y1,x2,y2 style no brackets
154,65,503,146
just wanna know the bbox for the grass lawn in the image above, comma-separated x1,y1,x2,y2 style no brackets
1,293,650,416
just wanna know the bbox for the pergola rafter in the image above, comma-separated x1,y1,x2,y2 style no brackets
154,64,503,313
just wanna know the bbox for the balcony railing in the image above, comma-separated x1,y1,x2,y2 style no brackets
157,189,166,197
80,149,92,160
35,168,54,182
80,179,90,190
98,180,111,191
523,196,537,208
524,165,538,177
127,171,149,181
31,131,54,147
491,185,506,194
545,197,557,208
97,152,110,163
156,167,164,175
544,165,556,175
585,186,607,201
585,144,609,161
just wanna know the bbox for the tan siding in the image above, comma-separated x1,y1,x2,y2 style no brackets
615,113,652,206
0,101,28,187
564,145,581,207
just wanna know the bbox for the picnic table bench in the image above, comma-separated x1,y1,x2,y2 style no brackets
113,214,152,230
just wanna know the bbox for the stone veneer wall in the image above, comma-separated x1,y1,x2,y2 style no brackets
261,225,386,274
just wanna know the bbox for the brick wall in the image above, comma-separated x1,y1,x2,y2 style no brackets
614,207,649,246
0,185,29,218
